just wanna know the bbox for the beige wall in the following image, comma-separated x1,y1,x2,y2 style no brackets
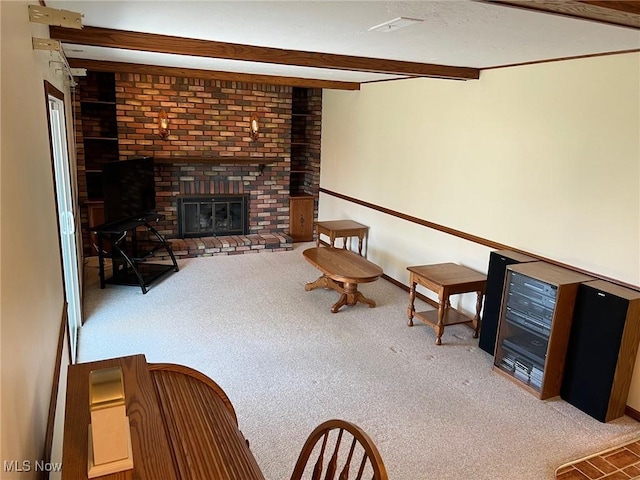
1,1,70,477
319,53,640,407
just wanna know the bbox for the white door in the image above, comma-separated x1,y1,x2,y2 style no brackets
48,93,81,361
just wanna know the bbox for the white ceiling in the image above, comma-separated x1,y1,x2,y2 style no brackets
47,0,640,84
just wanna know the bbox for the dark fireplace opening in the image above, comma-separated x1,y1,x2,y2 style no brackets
177,195,249,238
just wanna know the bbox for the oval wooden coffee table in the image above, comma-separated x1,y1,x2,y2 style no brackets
303,247,383,313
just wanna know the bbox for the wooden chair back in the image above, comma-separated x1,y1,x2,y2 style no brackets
290,419,388,480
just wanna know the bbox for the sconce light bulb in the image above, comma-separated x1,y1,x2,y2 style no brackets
158,110,170,140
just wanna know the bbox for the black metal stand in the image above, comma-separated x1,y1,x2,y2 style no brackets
93,213,179,294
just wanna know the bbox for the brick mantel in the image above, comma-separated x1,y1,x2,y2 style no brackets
153,156,274,165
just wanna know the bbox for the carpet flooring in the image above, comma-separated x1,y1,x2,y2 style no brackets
79,244,640,479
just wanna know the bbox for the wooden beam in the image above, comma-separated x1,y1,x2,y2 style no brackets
482,48,640,70
50,26,480,80
482,0,640,29
577,0,640,15
580,1,640,16
68,58,361,90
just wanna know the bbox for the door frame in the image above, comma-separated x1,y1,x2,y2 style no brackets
44,81,82,363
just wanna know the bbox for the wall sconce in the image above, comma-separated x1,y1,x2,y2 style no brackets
158,109,170,140
250,112,259,141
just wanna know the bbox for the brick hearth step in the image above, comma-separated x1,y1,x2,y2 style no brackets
159,233,293,259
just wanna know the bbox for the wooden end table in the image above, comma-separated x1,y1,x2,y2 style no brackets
407,263,486,345
303,247,383,313
315,220,369,256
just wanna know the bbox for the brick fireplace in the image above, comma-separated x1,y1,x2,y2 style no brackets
152,161,289,238
74,71,321,258
149,160,293,257
177,194,249,238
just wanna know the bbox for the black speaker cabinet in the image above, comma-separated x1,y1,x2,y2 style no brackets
561,280,640,422
478,250,536,355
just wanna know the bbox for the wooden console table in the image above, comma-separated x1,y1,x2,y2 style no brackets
62,354,265,479
407,263,486,345
303,247,383,313
315,220,369,256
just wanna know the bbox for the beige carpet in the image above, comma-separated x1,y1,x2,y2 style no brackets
79,244,640,479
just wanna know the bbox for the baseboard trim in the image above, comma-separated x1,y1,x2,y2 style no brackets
39,303,67,480
381,273,439,309
625,405,640,422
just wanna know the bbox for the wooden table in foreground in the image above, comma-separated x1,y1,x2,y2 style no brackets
315,220,369,256
62,354,265,480
303,247,383,313
407,263,487,345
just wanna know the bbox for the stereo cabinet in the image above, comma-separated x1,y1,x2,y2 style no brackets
479,250,537,355
493,262,592,399
561,280,640,422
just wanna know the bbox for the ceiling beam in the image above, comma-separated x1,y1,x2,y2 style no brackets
50,26,480,81
581,1,640,15
67,58,361,91
482,0,640,29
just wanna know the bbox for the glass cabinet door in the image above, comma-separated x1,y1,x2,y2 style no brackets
495,270,557,392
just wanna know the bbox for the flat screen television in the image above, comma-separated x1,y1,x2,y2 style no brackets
102,157,156,224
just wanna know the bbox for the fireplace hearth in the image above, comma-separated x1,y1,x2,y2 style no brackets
177,195,249,238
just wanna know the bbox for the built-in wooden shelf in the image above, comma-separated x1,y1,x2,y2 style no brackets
81,100,116,105
153,156,275,165
84,136,118,141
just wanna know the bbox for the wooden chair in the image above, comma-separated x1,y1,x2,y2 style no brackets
290,419,388,480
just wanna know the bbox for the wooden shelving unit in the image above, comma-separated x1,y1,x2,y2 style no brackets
493,262,592,399
289,87,320,242
290,88,315,197
79,71,119,200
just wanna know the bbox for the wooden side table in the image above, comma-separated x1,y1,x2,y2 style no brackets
315,220,369,256
407,263,487,345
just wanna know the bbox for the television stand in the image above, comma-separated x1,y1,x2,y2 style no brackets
93,213,179,294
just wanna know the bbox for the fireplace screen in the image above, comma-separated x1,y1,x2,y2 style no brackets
178,195,249,238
